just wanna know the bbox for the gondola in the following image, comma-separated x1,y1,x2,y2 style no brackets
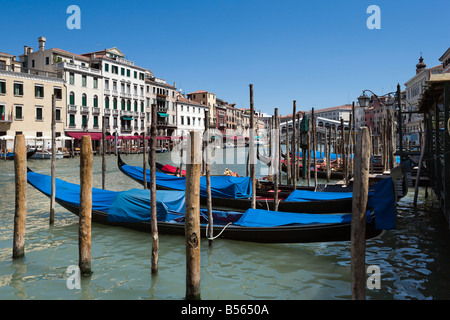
25,168,383,243
117,153,397,216
257,147,345,180
1,148,37,160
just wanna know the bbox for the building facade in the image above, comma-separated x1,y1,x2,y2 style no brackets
19,37,103,140
175,92,207,136
0,51,66,150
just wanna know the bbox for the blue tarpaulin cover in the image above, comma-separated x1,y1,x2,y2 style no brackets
234,209,360,227
367,177,396,230
108,189,186,222
27,171,118,213
121,164,252,199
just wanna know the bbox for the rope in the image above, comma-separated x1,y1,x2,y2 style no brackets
206,222,232,240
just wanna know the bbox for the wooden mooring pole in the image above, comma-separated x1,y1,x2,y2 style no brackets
150,104,158,274
205,110,213,246
185,130,202,300
292,100,297,190
102,115,106,190
13,134,27,259
249,84,256,209
351,127,371,300
79,135,92,275
274,108,279,211
50,94,56,224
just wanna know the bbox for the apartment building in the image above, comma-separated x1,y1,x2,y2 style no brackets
187,90,216,130
0,51,66,150
82,47,150,137
145,77,177,137
175,92,207,135
19,37,102,139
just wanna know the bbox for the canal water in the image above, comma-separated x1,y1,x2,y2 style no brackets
0,147,450,300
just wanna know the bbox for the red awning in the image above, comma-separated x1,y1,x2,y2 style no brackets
66,132,103,140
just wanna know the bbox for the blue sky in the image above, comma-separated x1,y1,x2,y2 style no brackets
1,0,448,115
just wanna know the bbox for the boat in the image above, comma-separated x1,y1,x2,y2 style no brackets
29,149,64,159
257,147,345,180
117,153,398,216
155,162,186,176
0,148,37,160
26,169,384,243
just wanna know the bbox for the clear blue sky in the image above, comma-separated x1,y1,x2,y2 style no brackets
1,0,448,115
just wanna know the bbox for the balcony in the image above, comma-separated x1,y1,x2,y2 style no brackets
81,106,90,114
121,110,133,117
140,112,146,118
121,125,133,133
104,89,111,95
104,109,111,116
0,114,12,123
92,107,100,115
112,90,119,97
55,62,101,75
68,105,77,113
112,109,119,116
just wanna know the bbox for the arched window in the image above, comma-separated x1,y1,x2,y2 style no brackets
121,99,125,110
127,100,131,111
82,93,87,106
134,101,137,112
69,91,75,105
93,95,98,108
105,97,109,109
113,98,117,110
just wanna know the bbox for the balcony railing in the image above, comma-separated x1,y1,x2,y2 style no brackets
92,107,100,115
81,106,90,114
68,105,77,113
0,114,12,123
55,62,101,75
104,109,111,116
121,125,132,132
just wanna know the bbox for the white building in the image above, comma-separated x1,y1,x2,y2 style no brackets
81,47,150,137
404,55,443,146
175,92,207,136
19,37,103,140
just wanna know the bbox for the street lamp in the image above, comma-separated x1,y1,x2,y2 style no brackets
357,84,405,164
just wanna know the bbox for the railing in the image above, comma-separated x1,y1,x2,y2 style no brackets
112,109,119,116
0,113,12,123
68,105,77,113
55,62,101,75
92,107,100,115
104,109,111,116
121,125,132,132
81,106,90,114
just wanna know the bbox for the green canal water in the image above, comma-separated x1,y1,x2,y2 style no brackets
0,147,450,300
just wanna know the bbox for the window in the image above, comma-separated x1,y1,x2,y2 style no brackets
35,85,44,98
127,69,130,77
0,80,6,94
140,102,144,113
105,79,109,90
112,66,118,74
93,77,98,89
32,60,35,68
54,87,62,100
105,97,109,109
14,82,23,96
35,106,43,121
82,115,87,127
121,83,125,93
69,114,75,126
69,73,75,85
134,101,137,112
121,99,125,110
127,100,131,111
82,94,87,106
93,95,98,108
121,68,125,76
15,105,23,120
82,75,87,87
46,57,50,65
113,98,117,110
56,108,61,121
105,63,109,72
181,116,184,125
93,116,99,128
69,92,75,105
139,73,144,80
134,71,137,79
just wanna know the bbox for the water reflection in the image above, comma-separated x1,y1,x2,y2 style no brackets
0,152,450,299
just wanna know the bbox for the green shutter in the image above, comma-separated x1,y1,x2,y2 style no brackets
105,98,109,109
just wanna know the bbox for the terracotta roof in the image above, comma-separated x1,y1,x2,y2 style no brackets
176,92,206,106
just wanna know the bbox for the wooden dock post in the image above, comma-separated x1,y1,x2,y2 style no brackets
143,130,147,190
102,115,106,190
351,126,371,300
249,84,256,209
292,100,297,189
285,122,291,185
185,130,202,300
79,135,92,275
50,94,56,225
13,134,27,259
205,110,213,246
150,104,158,274
274,108,279,211
312,108,317,188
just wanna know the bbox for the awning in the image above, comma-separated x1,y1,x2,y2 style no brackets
121,117,133,121
66,132,103,140
158,113,169,117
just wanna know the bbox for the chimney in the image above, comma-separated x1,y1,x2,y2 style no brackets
24,46,28,55
38,37,46,52
28,47,33,54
